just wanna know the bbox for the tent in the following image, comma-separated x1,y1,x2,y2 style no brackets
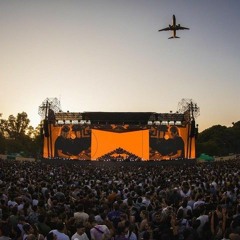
197,153,214,162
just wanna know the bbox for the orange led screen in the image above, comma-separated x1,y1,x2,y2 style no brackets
43,123,195,160
149,125,195,160
43,124,91,160
91,129,149,160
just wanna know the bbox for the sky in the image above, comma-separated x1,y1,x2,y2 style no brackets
0,0,239,132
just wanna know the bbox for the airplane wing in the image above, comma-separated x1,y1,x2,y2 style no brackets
158,27,171,32
176,26,189,30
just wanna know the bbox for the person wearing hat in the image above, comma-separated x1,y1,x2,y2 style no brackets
54,125,71,158
167,126,185,159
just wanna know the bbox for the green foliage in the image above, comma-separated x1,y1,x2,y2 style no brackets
3,112,30,139
0,112,43,157
196,121,240,157
0,134,6,154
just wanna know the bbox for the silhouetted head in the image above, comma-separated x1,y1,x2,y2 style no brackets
170,126,179,137
62,125,70,133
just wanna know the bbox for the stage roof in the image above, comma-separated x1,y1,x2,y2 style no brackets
53,111,187,125
82,112,153,125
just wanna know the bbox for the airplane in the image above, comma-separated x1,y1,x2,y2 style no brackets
158,15,189,39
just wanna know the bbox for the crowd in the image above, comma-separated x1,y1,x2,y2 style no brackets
0,159,240,240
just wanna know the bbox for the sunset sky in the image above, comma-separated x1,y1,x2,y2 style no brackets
0,1,239,132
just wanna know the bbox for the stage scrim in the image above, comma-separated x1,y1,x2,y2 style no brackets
43,111,196,160
91,129,149,160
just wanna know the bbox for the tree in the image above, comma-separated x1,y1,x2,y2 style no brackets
228,121,240,154
0,112,43,157
0,134,6,154
196,122,240,156
28,123,44,158
0,119,6,153
3,112,30,139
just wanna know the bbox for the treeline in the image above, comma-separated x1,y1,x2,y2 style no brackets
0,112,42,158
0,112,239,158
196,121,240,157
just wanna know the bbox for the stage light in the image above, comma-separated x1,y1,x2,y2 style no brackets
175,121,182,125
57,120,64,125
72,120,78,124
